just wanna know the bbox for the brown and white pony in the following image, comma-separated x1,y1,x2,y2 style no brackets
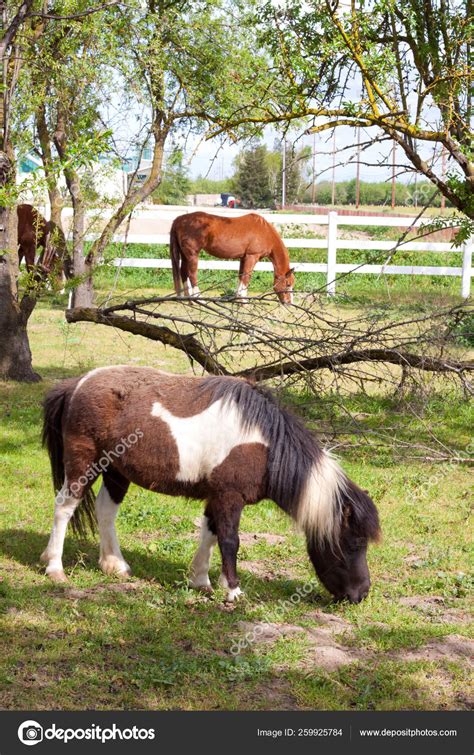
170,211,295,303
41,366,380,603
17,204,70,281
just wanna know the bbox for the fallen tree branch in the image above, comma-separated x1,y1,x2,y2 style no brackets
65,306,228,376
239,348,473,381
66,303,473,382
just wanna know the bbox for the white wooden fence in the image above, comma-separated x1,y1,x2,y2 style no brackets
105,209,472,298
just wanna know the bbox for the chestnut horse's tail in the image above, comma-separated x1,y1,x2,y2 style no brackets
42,379,97,537
170,221,182,295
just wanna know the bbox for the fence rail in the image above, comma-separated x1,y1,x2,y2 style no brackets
91,208,471,297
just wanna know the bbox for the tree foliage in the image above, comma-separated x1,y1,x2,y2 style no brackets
210,0,473,224
232,143,274,207
153,148,190,204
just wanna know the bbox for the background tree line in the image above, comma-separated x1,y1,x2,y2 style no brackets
158,142,448,208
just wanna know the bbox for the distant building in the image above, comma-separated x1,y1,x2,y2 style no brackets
17,151,128,207
123,145,153,194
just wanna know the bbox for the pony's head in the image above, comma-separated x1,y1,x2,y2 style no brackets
274,269,295,304
305,480,380,603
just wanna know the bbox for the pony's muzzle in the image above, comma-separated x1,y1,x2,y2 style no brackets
343,581,370,604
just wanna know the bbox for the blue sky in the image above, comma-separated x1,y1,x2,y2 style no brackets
186,124,441,186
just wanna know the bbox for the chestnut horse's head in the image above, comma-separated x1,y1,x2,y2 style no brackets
274,269,295,304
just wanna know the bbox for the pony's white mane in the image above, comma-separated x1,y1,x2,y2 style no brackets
296,451,347,544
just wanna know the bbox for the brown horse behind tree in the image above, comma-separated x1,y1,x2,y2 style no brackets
170,211,295,303
17,204,70,280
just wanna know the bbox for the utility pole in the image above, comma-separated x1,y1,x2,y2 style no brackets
282,137,286,209
391,140,396,209
331,129,336,206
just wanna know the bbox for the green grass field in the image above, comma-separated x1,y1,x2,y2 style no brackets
0,281,473,710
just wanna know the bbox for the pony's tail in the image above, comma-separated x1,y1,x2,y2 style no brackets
170,221,182,295
42,380,97,538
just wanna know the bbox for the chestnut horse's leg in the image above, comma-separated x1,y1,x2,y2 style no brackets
212,492,245,602
185,254,200,297
96,477,131,578
40,480,81,583
189,508,217,592
180,256,192,297
237,254,257,299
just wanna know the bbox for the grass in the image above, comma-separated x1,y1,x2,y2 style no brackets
0,295,473,711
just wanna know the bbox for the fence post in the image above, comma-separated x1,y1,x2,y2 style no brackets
461,236,472,299
327,210,338,295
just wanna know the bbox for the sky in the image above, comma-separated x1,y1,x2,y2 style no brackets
185,123,441,187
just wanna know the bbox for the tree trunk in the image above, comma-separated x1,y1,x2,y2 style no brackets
86,133,166,267
69,174,93,307
0,203,40,382
36,102,64,228
54,110,94,307
0,3,41,382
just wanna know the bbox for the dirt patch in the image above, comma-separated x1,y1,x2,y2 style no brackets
239,532,286,547
238,559,294,581
399,596,472,625
338,228,372,241
237,621,305,643
304,610,355,636
63,582,145,600
391,635,474,664
244,678,300,710
237,618,359,671
192,518,286,547
236,612,473,674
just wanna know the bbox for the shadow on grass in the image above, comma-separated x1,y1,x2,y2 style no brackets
0,528,326,608
0,551,468,711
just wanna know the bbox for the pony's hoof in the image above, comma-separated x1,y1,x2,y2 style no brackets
189,576,213,593
47,569,68,583
197,584,214,595
224,586,243,603
99,557,132,578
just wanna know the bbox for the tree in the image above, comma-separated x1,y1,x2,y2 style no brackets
17,0,271,309
233,143,273,207
81,0,272,299
1,0,271,381
275,141,311,204
22,5,117,306
0,1,48,381
190,176,232,194
153,148,190,205
211,0,474,224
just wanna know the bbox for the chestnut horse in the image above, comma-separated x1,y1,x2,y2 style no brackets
17,204,70,279
170,211,295,303
41,366,380,603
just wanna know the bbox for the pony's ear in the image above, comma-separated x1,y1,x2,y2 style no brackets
287,267,295,277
